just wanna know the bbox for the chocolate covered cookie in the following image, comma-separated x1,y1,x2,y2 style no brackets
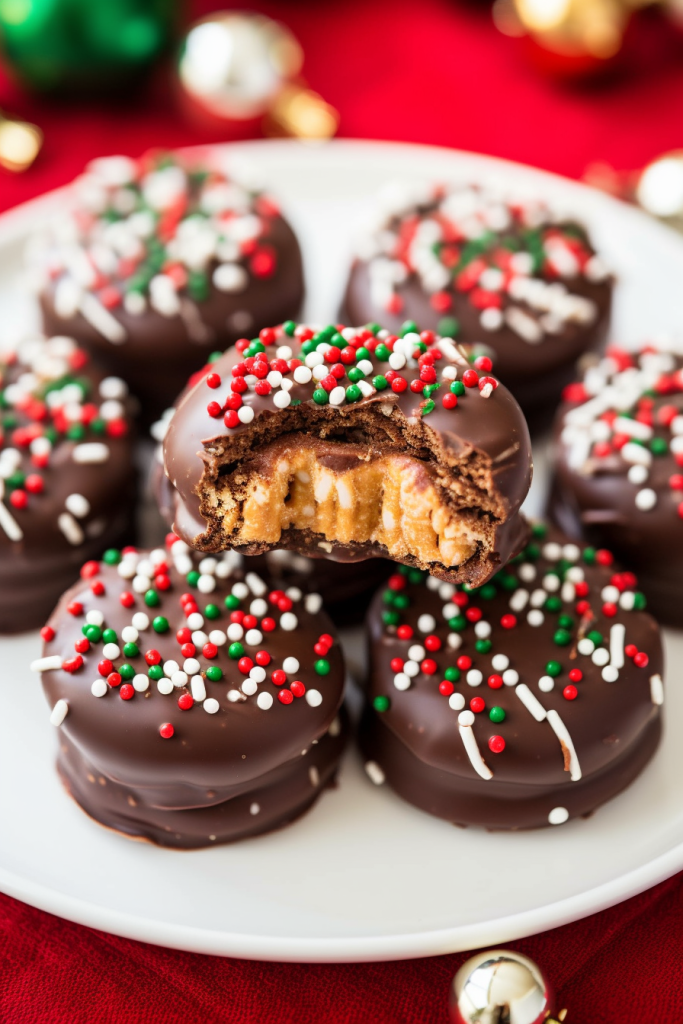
343,181,612,413
361,524,663,830
549,342,683,626
162,322,532,586
29,152,304,418
35,539,347,848
0,334,135,633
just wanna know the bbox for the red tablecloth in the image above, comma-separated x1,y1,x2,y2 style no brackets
2,2,683,1021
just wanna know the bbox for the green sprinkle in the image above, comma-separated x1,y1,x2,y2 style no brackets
408,569,425,585
366,322,381,335
123,642,139,658
301,340,315,356
312,388,329,405
450,380,465,396
144,589,160,607
475,639,492,654
421,399,435,416
587,630,603,646
545,596,562,613
208,351,223,363
399,320,419,337
119,664,135,680
489,706,506,723
147,664,163,681
346,384,362,402
102,628,117,644
206,665,223,682
393,593,410,609
204,604,220,620
583,547,596,565
437,316,459,337
374,343,390,361
102,548,122,565
546,660,562,677
373,695,391,713
633,592,647,609
228,642,244,659
84,625,102,643
554,628,571,647
355,346,371,362
372,375,388,390
347,367,364,383
66,424,85,441
186,570,200,587
152,616,169,634
524,543,541,561
651,437,668,456
225,594,240,610
558,614,574,629
382,610,400,626
4,471,24,490
531,522,548,538
497,573,518,592
480,583,497,600
448,615,466,631
444,666,461,682
188,270,209,302
283,320,296,336
315,658,331,676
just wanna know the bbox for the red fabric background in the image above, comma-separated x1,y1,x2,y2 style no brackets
2,2,683,1021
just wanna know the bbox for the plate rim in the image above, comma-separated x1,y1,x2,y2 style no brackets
2,136,683,962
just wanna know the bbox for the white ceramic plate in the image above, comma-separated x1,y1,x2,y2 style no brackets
1,139,683,963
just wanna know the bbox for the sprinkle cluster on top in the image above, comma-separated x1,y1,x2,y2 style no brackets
356,181,608,343
560,343,683,515
372,523,661,786
0,335,129,546
28,152,282,343
34,535,335,739
195,320,500,430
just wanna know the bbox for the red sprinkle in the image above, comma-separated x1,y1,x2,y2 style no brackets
462,369,479,388
159,723,174,739
488,674,503,689
421,658,438,675
80,560,99,579
457,655,472,671
634,651,649,668
271,669,287,687
424,634,442,652
120,684,134,701
397,625,413,640
290,680,306,698
442,392,458,410
40,625,55,642
500,614,517,629
178,693,194,710
206,373,221,389
470,697,485,713
488,735,506,754
278,689,294,705
439,680,454,696
107,672,121,688
390,657,404,672
568,668,583,683
255,650,271,666
563,685,578,701
98,659,113,676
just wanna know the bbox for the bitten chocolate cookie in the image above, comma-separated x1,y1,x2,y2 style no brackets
360,524,663,830
0,334,135,633
343,181,612,413
162,322,532,586
35,539,347,848
549,342,683,626
29,152,304,418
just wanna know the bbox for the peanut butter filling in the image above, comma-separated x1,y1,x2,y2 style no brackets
207,439,488,568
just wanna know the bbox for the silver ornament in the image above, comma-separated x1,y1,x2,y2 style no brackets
450,949,564,1024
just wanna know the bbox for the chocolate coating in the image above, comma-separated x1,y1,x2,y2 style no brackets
0,335,136,633
162,322,533,585
361,525,663,830
40,542,347,847
343,182,612,413
32,153,304,420
549,343,683,627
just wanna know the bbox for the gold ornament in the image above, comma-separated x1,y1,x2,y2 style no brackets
178,12,338,141
450,949,567,1024
0,113,42,172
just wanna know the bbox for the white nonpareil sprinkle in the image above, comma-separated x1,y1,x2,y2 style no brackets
133,674,149,693
365,761,385,785
602,666,619,683
191,675,207,702
305,689,322,707
280,612,298,631
238,406,254,425
31,655,63,672
466,669,483,686
102,643,120,660
184,658,201,676
417,613,436,633
578,638,595,655
635,488,657,511
283,656,299,674
548,807,569,825
448,692,465,711
249,666,266,683
592,647,610,667
627,464,648,485
50,699,68,726
491,654,509,672
157,678,174,695
273,391,291,409
91,679,108,697
86,610,104,626
393,672,411,691
538,675,555,693
132,612,149,630
242,679,258,696
204,698,220,714
403,660,419,678
502,668,519,686
72,443,109,464
257,691,273,710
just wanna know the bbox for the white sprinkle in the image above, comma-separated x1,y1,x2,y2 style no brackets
249,801,261,814
79,292,126,343
227,689,243,703
132,612,149,631
232,581,249,599
257,691,273,710
515,683,547,722
204,697,220,714
50,700,68,726
394,672,411,691
305,593,322,614
58,512,84,545
163,660,179,678
305,689,322,707
602,666,619,682
249,666,266,683
592,648,610,667
227,624,244,641
209,629,227,646
102,643,120,660
474,621,491,639
72,443,109,464
238,406,255,425
548,807,569,825
467,669,483,686
622,442,652,467
86,610,104,626
635,488,657,511
389,352,406,370
448,692,465,711
650,673,664,705
31,655,63,672
186,612,204,630
242,679,258,696
365,761,385,785
184,658,201,675
246,573,267,596
91,679,107,697
171,673,187,689
408,644,425,661
213,263,248,293
283,656,299,673
547,709,582,781
509,588,529,613
538,675,555,693
609,623,625,669
403,660,420,678
628,464,648,485
121,626,138,643
542,574,560,593
578,637,595,656
447,633,462,650
250,597,268,617
273,391,291,409
191,676,206,701
518,563,536,583
329,386,346,406
280,612,298,631
245,628,263,646
458,717,493,780
133,674,149,693
502,668,519,686
527,610,544,627
491,654,509,672
542,542,562,561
